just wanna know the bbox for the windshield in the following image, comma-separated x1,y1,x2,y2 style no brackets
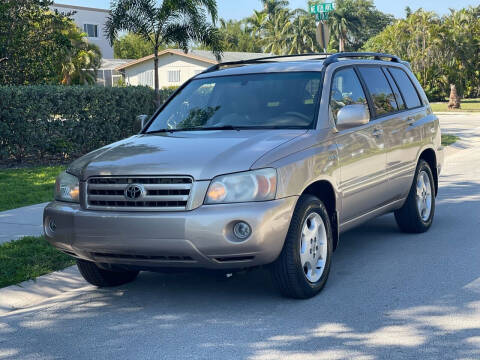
146,72,322,132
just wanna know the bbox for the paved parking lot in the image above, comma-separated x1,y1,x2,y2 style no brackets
1,113,479,360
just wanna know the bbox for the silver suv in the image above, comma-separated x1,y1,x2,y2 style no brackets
44,52,444,298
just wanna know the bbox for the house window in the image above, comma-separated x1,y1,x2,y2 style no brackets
168,70,181,83
139,70,154,88
83,24,98,38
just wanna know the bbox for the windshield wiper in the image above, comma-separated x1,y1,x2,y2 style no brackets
147,125,247,133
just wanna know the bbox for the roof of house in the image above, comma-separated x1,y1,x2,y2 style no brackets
100,58,134,70
51,3,110,13
115,49,268,71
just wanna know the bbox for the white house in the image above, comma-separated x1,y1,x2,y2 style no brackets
50,3,114,59
115,49,268,88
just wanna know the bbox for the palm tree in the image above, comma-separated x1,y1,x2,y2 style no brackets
61,22,102,85
248,10,268,39
263,8,292,54
261,0,289,17
286,10,318,54
105,0,223,104
328,0,361,52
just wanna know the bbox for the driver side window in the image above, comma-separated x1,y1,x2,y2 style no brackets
329,68,368,124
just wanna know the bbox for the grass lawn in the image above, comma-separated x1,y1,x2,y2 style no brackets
0,165,65,212
0,236,75,288
430,98,480,112
442,134,459,146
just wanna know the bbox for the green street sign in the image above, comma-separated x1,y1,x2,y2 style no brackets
309,2,334,15
315,12,330,20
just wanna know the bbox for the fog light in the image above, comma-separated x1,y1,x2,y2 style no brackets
49,219,57,232
233,221,251,239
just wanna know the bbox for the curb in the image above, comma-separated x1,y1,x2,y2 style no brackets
0,266,91,316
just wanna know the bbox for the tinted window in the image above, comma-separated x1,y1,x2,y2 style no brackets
329,68,368,124
358,67,398,117
147,72,322,132
388,68,422,109
383,68,405,110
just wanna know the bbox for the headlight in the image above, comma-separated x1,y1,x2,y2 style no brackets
55,171,80,203
205,169,277,204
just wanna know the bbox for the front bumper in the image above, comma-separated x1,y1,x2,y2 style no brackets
44,197,297,270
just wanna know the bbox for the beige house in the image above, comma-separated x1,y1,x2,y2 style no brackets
115,49,267,88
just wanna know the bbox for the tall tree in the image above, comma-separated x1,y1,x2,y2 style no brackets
216,19,262,53
327,0,362,51
286,10,319,54
263,8,292,54
106,0,223,103
261,0,289,17
61,21,102,85
363,7,480,100
0,0,99,85
114,33,156,59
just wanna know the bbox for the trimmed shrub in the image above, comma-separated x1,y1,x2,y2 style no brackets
0,85,175,165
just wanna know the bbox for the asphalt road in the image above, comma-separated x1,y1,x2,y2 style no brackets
1,114,480,360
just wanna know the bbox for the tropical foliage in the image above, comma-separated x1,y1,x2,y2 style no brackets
114,33,156,59
0,0,101,85
363,7,480,100
203,0,392,55
327,0,394,52
106,0,223,103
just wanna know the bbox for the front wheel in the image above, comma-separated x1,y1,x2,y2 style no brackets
77,260,139,287
394,159,435,233
270,194,333,299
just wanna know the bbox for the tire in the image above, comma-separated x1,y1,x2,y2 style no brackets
77,259,139,287
271,194,333,299
394,159,435,233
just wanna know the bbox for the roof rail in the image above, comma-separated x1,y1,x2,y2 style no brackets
201,53,332,74
323,52,400,66
199,52,401,75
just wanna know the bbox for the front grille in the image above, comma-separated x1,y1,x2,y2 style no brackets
86,176,193,211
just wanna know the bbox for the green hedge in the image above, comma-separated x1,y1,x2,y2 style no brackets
0,85,175,165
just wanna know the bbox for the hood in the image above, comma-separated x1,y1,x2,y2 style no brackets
68,129,306,181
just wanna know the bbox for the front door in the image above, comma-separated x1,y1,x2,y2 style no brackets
329,67,388,223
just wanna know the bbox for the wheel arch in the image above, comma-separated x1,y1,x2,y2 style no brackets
300,179,340,251
418,148,438,196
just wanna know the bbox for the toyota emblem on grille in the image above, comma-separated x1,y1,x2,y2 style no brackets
124,184,145,200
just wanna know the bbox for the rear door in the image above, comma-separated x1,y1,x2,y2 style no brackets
330,67,388,223
382,66,425,200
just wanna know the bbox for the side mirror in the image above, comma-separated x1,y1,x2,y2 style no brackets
136,114,149,130
336,104,370,130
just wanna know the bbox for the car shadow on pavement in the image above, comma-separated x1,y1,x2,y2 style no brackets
1,179,480,359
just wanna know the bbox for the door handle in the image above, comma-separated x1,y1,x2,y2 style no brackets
407,117,415,126
372,127,383,137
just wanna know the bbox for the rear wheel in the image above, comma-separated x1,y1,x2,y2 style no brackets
77,259,139,287
394,159,435,233
271,194,333,299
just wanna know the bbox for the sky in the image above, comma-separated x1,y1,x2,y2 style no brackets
57,0,479,19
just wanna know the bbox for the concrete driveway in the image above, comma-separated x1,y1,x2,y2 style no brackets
1,113,479,360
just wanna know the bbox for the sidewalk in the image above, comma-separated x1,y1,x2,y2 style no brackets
0,202,48,244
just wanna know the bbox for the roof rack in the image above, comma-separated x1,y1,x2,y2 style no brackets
200,52,401,75
201,53,332,74
323,52,400,66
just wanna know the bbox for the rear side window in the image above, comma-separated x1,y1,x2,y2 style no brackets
388,68,422,109
383,68,405,111
358,67,398,117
